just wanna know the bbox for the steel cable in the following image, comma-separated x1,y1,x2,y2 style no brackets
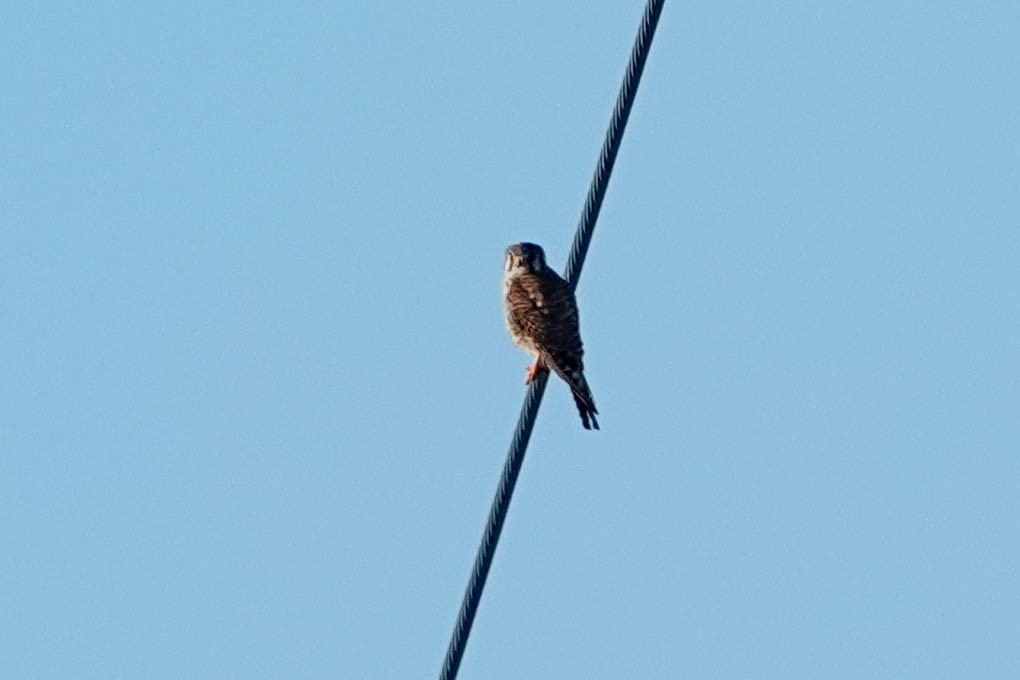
439,2,665,677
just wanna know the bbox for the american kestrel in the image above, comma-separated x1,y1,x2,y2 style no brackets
503,242,600,430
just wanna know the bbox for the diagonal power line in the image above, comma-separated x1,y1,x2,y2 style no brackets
438,2,665,678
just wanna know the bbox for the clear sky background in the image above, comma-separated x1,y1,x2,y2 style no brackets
3,2,1018,678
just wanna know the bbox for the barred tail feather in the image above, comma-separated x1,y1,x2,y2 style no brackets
543,353,600,430
570,383,600,431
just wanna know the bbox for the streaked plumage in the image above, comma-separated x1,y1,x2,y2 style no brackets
503,242,600,430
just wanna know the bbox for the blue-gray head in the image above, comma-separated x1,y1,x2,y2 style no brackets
504,242,547,275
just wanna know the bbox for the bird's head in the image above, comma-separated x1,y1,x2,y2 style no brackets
504,242,547,275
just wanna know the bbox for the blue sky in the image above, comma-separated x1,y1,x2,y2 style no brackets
3,2,1019,678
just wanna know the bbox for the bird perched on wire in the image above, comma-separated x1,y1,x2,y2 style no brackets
503,242,600,430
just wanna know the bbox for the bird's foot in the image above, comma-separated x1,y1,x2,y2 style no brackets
524,362,545,385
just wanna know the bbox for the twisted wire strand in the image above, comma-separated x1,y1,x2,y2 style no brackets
439,2,665,678
565,0,666,290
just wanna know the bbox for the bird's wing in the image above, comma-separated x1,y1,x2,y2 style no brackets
507,271,580,355
509,271,599,429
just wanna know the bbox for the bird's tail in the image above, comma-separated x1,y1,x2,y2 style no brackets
543,354,600,430
559,370,600,431
569,380,600,431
